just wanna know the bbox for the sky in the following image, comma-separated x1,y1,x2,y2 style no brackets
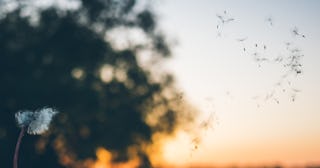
154,0,320,167
1,0,319,167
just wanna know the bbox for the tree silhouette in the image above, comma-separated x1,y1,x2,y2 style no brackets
0,1,194,167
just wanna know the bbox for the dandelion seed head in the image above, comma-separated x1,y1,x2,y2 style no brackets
15,107,59,135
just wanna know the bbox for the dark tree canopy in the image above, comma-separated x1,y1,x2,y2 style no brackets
0,0,194,167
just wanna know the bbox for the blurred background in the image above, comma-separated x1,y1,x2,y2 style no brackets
0,0,319,168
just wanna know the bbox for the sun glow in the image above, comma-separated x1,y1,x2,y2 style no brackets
90,147,140,168
161,131,193,166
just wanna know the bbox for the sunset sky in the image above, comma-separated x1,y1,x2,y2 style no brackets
1,0,318,167
155,0,320,167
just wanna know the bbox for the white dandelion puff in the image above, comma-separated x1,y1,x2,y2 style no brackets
13,107,59,168
15,107,58,135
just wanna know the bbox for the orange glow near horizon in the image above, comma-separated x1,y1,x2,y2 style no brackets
156,129,320,167
53,132,319,168
90,147,140,168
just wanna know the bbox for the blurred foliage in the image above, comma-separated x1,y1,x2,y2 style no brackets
0,0,193,167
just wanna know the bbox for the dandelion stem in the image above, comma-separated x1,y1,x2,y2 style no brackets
14,127,25,168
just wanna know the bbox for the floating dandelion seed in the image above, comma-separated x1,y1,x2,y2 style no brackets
292,27,300,36
14,107,59,168
292,26,306,38
236,37,248,42
266,17,273,26
216,10,235,36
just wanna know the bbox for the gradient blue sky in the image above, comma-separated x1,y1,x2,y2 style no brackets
155,0,320,166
